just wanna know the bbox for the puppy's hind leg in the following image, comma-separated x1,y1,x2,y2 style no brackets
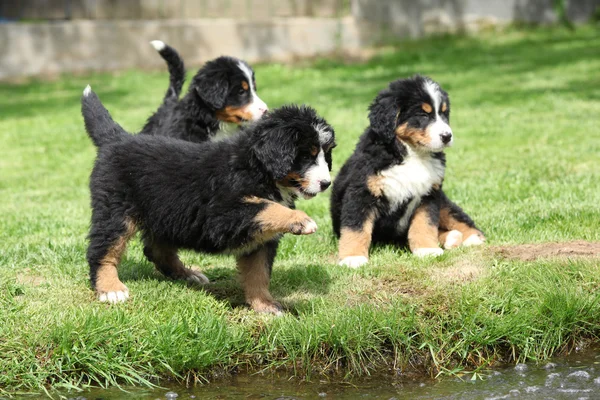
143,238,209,285
408,199,444,258
237,241,281,315
439,230,463,249
87,217,136,303
439,191,485,247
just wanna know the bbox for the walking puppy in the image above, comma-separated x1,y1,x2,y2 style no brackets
82,86,335,314
141,40,267,143
330,75,484,268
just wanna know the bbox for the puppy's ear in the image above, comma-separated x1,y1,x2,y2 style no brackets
368,89,399,143
252,125,298,180
194,71,229,110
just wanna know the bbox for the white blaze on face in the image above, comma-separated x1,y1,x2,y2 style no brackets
237,61,268,121
314,123,333,144
302,123,333,196
304,149,331,196
423,79,453,151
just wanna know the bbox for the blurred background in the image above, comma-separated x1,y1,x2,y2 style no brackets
1,0,599,80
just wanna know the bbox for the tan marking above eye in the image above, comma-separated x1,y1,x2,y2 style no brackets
422,103,433,113
441,102,447,112
241,81,249,90
310,146,318,156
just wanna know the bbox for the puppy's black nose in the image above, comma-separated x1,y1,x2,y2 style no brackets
441,132,452,144
320,180,331,191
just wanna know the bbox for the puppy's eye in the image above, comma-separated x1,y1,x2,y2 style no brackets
301,152,313,161
238,87,247,95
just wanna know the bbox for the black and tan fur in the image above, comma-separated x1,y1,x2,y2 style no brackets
81,86,334,314
331,75,485,268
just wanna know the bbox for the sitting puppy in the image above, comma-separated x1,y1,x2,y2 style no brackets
141,40,268,143
330,75,484,268
81,86,334,314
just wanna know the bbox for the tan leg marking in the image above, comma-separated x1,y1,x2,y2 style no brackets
439,207,485,247
237,248,281,315
409,205,443,257
96,219,136,303
338,212,375,268
246,197,317,237
149,243,209,284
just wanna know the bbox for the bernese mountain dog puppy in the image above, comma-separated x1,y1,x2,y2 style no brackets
330,75,485,268
81,85,334,315
140,40,267,143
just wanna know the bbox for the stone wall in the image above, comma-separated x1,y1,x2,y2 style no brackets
1,0,598,80
0,17,365,80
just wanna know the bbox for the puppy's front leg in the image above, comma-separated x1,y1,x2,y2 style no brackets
237,244,282,315
251,198,317,236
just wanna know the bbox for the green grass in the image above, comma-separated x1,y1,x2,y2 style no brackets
1,25,600,395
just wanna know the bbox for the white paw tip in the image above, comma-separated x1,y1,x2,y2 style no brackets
463,234,485,247
83,85,92,97
413,248,444,258
339,256,369,268
302,220,318,235
444,230,463,249
150,40,165,51
98,290,129,304
187,273,210,285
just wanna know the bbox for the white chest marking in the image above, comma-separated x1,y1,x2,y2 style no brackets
379,146,445,214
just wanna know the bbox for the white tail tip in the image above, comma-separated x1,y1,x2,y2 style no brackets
83,85,92,97
150,40,166,51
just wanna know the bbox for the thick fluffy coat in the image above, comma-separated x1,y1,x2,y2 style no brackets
82,86,334,314
141,40,267,143
330,76,484,268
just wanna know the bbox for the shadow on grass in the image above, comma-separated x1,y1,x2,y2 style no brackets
117,257,333,313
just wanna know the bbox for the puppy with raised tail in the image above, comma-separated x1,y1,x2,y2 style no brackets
142,40,268,142
81,85,335,314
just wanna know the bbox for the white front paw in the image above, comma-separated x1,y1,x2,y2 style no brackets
463,234,485,247
339,256,368,268
301,219,318,235
413,248,444,258
98,290,129,304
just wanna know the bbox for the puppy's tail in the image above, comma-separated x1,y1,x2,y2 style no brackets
150,40,185,100
81,85,128,148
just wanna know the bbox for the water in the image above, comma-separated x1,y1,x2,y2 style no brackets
60,350,600,400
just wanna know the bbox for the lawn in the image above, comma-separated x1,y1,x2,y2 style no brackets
1,25,599,395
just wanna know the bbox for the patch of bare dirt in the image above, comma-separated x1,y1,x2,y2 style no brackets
492,241,600,262
16,268,47,286
431,249,489,285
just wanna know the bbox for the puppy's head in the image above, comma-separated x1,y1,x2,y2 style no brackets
369,75,452,152
191,56,267,123
251,105,336,200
